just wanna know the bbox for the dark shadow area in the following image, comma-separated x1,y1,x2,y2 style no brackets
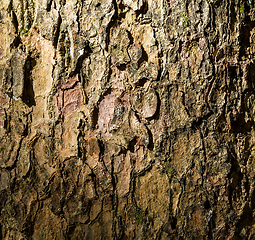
53,14,62,48
146,126,154,151
46,0,53,11
135,1,148,17
117,64,126,71
136,78,147,87
11,10,19,34
90,106,99,129
138,45,148,67
69,41,92,78
240,20,255,58
128,137,139,153
21,56,36,107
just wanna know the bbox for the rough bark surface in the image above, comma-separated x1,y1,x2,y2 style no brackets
1,0,255,239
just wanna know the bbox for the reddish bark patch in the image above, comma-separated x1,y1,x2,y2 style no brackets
0,91,8,128
98,92,115,133
61,74,78,90
56,75,83,117
62,83,83,116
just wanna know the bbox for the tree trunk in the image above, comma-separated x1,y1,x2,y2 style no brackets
1,0,255,239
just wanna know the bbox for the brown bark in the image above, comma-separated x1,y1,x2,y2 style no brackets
1,0,255,239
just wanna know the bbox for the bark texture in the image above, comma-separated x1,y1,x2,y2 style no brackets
1,0,255,239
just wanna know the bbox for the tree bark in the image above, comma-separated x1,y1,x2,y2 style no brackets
1,0,255,239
